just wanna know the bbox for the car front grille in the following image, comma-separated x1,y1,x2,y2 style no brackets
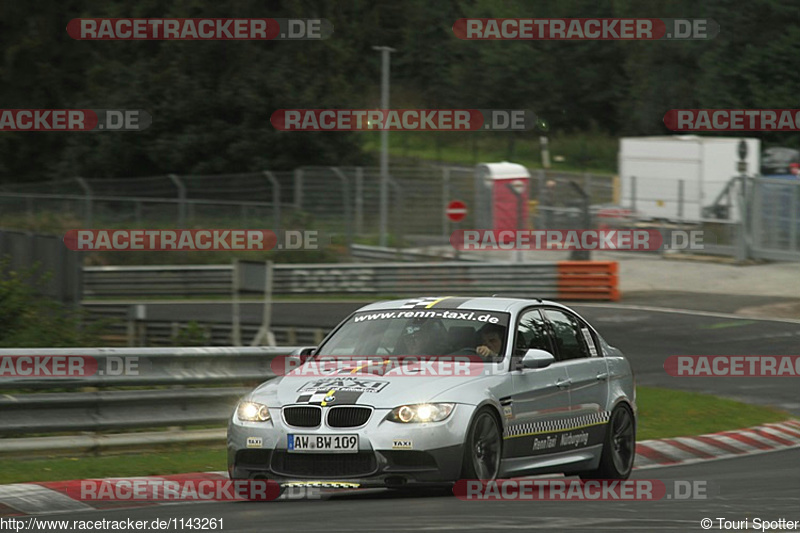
283,406,322,427
271,451,377,478
327,407,372,428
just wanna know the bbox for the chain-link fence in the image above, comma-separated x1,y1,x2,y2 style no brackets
0,167,615,248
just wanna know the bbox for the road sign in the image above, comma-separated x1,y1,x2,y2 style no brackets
446,200,467,222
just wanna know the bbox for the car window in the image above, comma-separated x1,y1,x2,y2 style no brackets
514,308,553,357
315,308,510,361
542,309,591,361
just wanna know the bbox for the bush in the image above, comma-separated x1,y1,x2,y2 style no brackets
0,260,105,347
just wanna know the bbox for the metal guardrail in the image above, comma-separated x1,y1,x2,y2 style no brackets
84,261,619,300
0,347,303,450
349,244,480,262
0,347,295,390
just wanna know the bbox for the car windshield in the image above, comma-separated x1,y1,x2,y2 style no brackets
315,308,511,362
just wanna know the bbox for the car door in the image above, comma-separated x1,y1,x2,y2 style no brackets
503,308,572,473
541,308,610,452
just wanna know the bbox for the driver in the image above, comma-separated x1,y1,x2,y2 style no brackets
400,321,437,355
476,324,504,359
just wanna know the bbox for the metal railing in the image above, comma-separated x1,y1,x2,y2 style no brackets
0,347,302,452
83,261,618,300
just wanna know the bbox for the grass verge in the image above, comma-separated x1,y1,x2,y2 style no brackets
0,386,790,484
635,386,789,440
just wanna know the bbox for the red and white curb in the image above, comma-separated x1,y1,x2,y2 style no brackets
635,419,800,469
1,419,798,516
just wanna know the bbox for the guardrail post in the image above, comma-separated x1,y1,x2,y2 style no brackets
75,177,93,228
583,173,592,201
355,167,364,236
263,171,281,232
678,180,684,221
735,176,750,262
791,182,798,252
168,174,187,227
294,168,303,210
330,167,353,255
630,176,637,213
442,167,450,244
388,175,404,257
127,304,147,346
232,259,242,346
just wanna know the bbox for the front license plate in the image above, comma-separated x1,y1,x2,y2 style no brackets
288,434,359,453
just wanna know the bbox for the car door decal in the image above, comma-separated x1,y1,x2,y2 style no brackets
503,411,610,458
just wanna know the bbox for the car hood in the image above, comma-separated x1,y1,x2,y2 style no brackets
246,363,498,408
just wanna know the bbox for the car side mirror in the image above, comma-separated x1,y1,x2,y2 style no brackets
287,346,317,367
521,349,555,369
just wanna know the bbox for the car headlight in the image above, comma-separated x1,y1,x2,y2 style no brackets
387,403,455,423
237,401,271,422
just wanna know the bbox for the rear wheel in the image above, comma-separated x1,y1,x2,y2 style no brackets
579,404,635,480
460,408,502,480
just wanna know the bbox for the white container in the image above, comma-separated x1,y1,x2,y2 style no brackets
618,135,760,222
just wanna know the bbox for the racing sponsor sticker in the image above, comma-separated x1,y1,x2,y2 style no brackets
297,377,389,394
580,328,598,356
246,437,263,449
503,412,609,458
392,439,413,449
295,388,352,406
282,481,361,489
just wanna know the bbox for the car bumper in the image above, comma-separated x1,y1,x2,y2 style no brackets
227,404,473,486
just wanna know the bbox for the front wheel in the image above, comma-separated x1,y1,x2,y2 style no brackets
460,408,502,480
579,404,635,480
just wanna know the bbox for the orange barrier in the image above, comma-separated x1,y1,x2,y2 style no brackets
557,261,619,301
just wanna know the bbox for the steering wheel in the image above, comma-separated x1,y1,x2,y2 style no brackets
448,347,479,356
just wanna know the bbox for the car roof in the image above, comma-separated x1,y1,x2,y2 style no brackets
355,296,572,314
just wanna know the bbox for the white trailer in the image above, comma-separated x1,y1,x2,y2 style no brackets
618,135,760,222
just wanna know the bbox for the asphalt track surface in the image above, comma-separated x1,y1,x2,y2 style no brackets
57,293,800,531
45,450,800,532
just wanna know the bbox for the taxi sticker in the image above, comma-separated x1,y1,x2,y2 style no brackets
581,328,598,356
246,437,263,448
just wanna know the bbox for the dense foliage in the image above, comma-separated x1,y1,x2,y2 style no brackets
1,0,798,182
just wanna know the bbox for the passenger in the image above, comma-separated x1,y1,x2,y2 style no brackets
476,324,504,359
